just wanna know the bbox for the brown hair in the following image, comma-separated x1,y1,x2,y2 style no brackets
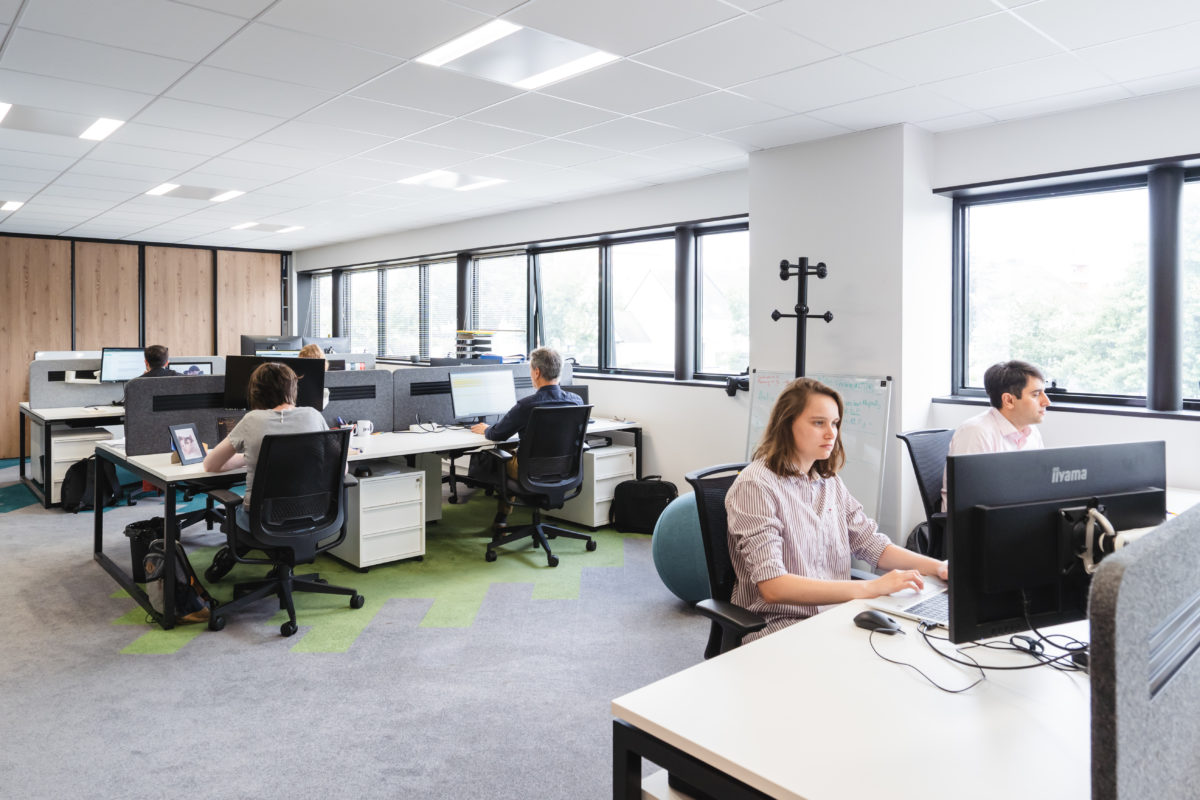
754,377,846,479
298,343,324,359
247,362,298,410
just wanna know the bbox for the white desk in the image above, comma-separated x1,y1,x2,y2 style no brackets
19,402,125,506
613,601,1090,800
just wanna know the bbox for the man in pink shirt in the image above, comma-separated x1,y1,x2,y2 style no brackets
941,360,1051,511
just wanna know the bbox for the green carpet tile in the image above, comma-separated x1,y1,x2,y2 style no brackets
112,495,633,655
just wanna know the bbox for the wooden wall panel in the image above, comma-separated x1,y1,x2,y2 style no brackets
1,236,72,458
74,241,139,350
216,250,283,356
144,246,214,356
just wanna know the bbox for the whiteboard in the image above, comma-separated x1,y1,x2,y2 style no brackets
745,370,893,521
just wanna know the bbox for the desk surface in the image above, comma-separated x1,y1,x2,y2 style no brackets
613,600,1090,800
21,401,124,421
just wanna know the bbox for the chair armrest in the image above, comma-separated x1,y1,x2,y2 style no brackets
850,567,876,581
490,448,513,463
343,475,358,488
208,488,243,508
695,598,766,635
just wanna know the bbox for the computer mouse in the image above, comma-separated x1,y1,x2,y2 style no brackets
853,609,903,634
353,464,372,478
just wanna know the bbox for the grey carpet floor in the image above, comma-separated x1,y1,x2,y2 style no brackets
0,461,707,799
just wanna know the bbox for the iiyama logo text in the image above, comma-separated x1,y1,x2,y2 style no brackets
1051,466,1088,483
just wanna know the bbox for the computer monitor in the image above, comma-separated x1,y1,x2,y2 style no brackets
302,336,350,353
255,349,299,358
945,441,1166,644
448,369,516,423
222,355,325,411
563,384,588,404
99,347,145,382
239,334,303,356
172,361,213,376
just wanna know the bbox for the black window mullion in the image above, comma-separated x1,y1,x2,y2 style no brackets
527,251,538,351
599,244,613,371
675,226,696,381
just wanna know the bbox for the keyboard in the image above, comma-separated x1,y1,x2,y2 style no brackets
904,592,949,626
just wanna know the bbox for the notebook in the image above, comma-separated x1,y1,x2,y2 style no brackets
864,576,949,627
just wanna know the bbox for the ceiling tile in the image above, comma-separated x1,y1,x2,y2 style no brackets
0,69,155,119
506,0,740,56
981,85,1132,122
159,0,274,17
448,156,553,181
406,119,543,154
540,60,712,115
464,93,618,137
354,62,521,117
0,128,94,158
852,13,1062,84
166,66,335,118
105,122,243,157
204,22,401,91
927,54,1113,110
260,0,488,59
181,158,304,184
1075,22,1200,83
808,87,968,130
1015,0,1200,50
758,0,999,53
0,164,64,185
66,160,180,183
133,97,285,139
219,140,343,170
0,147,77,172
1,28,192,94
317,156,438,182
916,111,996,133
365,138,477,169
19,0,246,60
84,141,212,171
736,57,907,113
716,114,851,148
502,138,617,168
1124,67,1200,97
562,117,694,152
639,136,750,166
638,91,791,134
635,16,834,87
299,96,449,138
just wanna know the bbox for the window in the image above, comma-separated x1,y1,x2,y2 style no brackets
310,274,332,338
538,247,599,366
1183,181,1200,400
611,238,676,371
345,270,379,354
383,265,420,359
472,253,527,357
427,259,458,360
697,229,749,376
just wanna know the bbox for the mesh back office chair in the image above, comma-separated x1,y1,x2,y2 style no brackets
206,429,365,637
483,404,597,567
895,428,954,559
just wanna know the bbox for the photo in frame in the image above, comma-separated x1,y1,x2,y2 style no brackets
169,423,207,465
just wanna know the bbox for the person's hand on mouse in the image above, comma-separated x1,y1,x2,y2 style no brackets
867,569,924,597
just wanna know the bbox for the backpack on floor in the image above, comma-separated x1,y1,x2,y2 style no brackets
610,476,679,534
143,538,214,624
60,456,120,513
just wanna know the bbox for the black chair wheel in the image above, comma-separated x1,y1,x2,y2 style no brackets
208,615,226,632
281,620,298,637
547,532,558,539
586,540,597,551
448,496,459,504
205,547,235,583
315,577,329,585
547,554,559,567
415,555,424,562
485,549,498,562
350,594,365,609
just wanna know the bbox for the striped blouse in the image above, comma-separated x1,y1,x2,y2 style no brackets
725,459,891,643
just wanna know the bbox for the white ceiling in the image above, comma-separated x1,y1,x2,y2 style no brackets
1,0,1199,251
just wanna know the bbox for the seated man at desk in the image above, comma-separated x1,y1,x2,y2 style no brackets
940,359,1051,510
140,344,179,378
470,347,582,532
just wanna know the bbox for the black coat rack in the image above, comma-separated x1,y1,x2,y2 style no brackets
771,257,833,378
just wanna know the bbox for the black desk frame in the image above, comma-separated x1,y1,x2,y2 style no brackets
18,404,124,507
612,720,771,800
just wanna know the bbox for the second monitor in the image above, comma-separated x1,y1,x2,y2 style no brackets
223,355,325,411
449,368,516,424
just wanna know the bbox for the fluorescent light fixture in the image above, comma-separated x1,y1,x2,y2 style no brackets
456,177,506,192
209,190,244,202
79,117,124,141
146,183,180,196
416,20,521,67
2,200,23,211
231,222,258,230
399,170,458,189
277,226,304,234
514,51,618,90
0,103,11,125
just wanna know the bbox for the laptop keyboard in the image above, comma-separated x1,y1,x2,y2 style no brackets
905,592,950,625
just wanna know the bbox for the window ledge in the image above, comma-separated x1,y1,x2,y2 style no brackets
933,395,1200,422
572,371,731,390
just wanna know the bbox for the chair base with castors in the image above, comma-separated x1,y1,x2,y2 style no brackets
208,564,364,637
485,508,596,567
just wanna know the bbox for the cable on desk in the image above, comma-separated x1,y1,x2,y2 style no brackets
916,622,1086,675
867,628,986,693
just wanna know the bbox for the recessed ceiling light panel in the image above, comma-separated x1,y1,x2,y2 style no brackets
146,183,180,196
399,170,505,191
0,103,11,125
209,190,244,202
2,200,23,211
231,222,258,230
430,26,616,90
79,118,124,141
416,20,521,67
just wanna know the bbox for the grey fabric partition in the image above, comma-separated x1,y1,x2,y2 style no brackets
1090,504,1200,800
28,355,225,409
322,369,392,431
123,374,231,456
391,362,573,431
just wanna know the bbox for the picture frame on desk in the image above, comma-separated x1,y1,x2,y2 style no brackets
169,423,207,465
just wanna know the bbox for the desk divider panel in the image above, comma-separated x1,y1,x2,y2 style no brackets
28,354,226,410
124,375,231,456
391,362,571,431
322,369,392,431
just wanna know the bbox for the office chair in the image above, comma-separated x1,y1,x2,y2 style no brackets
205,428,365,637
480,404,596,567
895,428,954,559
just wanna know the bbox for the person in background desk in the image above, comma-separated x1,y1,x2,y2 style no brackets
726,377,948,644
940,359,1051,511
203,362,327,532
470,346,582,533
299,343,331,409
140,344,179,377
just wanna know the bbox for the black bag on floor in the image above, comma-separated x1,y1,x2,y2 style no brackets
610,476,678,534
143,538,214,624
60,456,120,513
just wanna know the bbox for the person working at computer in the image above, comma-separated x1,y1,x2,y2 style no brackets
202,362,328,532
726,377,949,644
940,359,1051,511
470,347,582,532
299,343,331,409
140,344,178,377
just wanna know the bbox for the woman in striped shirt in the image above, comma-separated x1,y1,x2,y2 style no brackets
726,377,948,642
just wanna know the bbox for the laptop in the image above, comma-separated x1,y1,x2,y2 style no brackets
864,576,949,627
